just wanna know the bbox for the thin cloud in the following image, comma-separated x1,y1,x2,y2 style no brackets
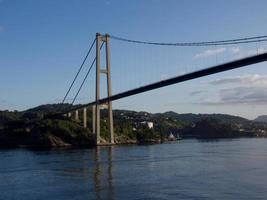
219,86,267,104
195,87,267,105
194,46,266,60
200,86,267,105
229,47,266,58
192,74,267,105
208,74,267,86
0,26,4,32
160,74,169,81
230,47,240,54
194,48,226,59
248,48,267,56
189,90,205,96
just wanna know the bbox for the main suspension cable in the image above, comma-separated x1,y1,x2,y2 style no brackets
62,39,96,103
71,42,105,105
110,34,267,46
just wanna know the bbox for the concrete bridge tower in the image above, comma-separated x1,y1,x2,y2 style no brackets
95,33,114,145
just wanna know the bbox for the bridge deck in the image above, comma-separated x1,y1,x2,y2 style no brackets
65,52,267,113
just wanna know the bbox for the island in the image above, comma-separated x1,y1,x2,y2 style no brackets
0,104,266,148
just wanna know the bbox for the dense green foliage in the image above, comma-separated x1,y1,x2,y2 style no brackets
25,103,81,115
190,118,240,139
155,111,249,124
1,119,94,148
0,104,266,148
135,124,161,143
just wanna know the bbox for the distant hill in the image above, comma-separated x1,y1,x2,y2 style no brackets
1,104,249,125
1,104,266,148
154,111,248,124
24,103,80,115
254,115,267,123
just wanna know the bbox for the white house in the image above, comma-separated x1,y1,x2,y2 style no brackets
147,122,153,129
141,121,153,129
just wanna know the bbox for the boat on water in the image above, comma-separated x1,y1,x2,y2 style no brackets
168,132,182,141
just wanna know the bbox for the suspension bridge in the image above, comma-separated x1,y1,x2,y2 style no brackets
59,33,267,145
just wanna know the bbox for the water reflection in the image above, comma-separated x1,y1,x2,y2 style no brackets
107,147,114,200
1,139,267,200
93,146,114,200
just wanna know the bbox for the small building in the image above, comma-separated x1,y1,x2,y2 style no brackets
141,121,153,129
147,122,153,129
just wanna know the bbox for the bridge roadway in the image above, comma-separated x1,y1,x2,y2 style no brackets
64,52,267,113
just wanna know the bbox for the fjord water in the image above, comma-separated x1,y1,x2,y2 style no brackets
0,138,267,200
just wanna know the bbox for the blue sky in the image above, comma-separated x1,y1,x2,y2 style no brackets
1,0,267,119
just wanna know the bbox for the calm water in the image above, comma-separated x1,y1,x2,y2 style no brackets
0,138,267,200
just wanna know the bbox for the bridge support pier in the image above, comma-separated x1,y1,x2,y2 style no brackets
75,110,79,121
92,105,95,134
95,33,114,145
83,108,87,128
